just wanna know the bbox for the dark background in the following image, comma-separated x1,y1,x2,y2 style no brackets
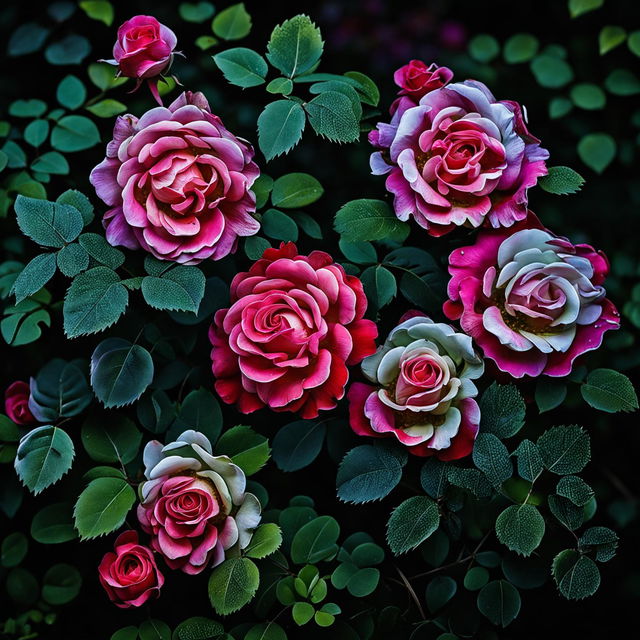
1,0,638,637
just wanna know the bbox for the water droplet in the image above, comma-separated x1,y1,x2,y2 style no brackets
460,251,465,256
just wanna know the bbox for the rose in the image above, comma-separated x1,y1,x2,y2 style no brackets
4,381,35,425
90,91,260,264
393,60,453,99
137,430,261,575
370,78,549,236
443,216,620,378
209,242,378,419
98,530,164,608
348,314,484,460
103,15,177,103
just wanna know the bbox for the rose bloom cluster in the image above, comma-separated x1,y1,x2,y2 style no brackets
82,14,619,608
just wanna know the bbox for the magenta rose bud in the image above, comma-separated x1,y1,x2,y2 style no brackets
90,91,260,264
209,242,378,419
104,15,177,103
98,530,164,608
4,381,36,425
370,79,549,236
393,60,453,99
348,315,484,460
443,215,620,378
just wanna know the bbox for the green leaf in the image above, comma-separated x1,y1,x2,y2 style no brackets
292,601,315,626
477,580,521,627
90,338,154,408
310,80,362,120
86,99,127,118
208,556,260,615
179,2,215,23
88,63,127,91
45,34,91,65
503,33,539,63
472,433,513,488
570,83,606,110
386,496,440,555
173,617,224,640
577,133,616,173
334,199,408,243
447,466,493,498
267,15,323,77
291,516,340,564
537,425,590,475
212,3,252,40
111,627,139,640
245,622,286,640
1,292,52,346
271,172,324,208
346,567,379,597
139,619,171,640
81,413,141,465
30,502,77,544
580,368,638,412
548,494,584,530
464,567,489,591
42,563,82,605
266,77,293,95
272,419,326,472
8,23,50,57
552,550,600,599
605,68,640,96
170,388,222,443
538,166,585,195
257,100,306,160
344,71,380,106
213,48,268,88
12,253,57,303
495,504,545,557
57,243,89,277
245,236,271,260
361,265,397,310
1,532,28,568
557,476,594,506
73,477,136,540
426,576,457,613
56,75,86,110
63,267,128,337
244,523,282,559
579,526,618,562
79,1,114,26
530,55,574,88
78,233,124,269
15,195,83,248
468,34,500,62
629,31,640,56
569,0,604,18
479,383,526,438
215,425,269,476
599,26,626,54
15,426,74,494
535,377,567,412
306,91,360,143
51,115,100,152
31,151,70,175
420,458,450,499
57,190,94,225
262,208,298,241
142,265,205,313
24,119,50,147
337,444,405,503
513,440,543,482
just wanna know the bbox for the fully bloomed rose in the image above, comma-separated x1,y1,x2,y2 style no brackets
137,430,261,575
209,242,378,418
90,91,260,265
444,217,620,378
348,314,484,460
4,381,35,425
370,78,549,236
394,61,453,100
98,530,163,608
103,16,177,103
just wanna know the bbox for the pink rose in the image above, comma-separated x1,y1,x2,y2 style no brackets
348,315,483,460
103,15,178,103
444,215,620,378
393,60,453,99
370,79,549,236
4,381,35,425
98,530,164,608
90,91,260,264
209,242,378,419
138,430,261,575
